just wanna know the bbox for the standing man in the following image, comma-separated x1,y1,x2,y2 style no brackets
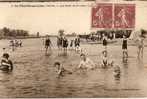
122,34,128,58
74,35,80,51
62,36,68,53
102,34,107,50
70,39,74,50
57,36,63,50
44,35,52,55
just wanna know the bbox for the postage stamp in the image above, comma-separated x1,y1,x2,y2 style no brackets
91,3,113,29
92,3,135,29
114,4,135,29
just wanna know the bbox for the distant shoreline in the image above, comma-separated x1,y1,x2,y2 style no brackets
0,35,77,40
0,36,41,40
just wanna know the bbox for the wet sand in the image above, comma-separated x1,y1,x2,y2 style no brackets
0,37,147,98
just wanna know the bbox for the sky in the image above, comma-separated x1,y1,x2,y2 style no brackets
0,1,146,35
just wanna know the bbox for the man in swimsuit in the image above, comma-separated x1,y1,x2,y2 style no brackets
102,34,107,50
74,36,80,52
62,36,68,52
122,34,128,58
45,36,52,55
70,40,74,50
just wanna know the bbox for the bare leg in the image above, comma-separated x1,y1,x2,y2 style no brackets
12,46,15,51
125,50,128,58
123,50,125,58
141,47,144,58
45,46,48,55
137,47,140,58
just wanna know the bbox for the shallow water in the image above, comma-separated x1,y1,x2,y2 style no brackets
0,37,147,98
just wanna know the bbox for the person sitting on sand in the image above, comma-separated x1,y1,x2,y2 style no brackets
54,62,72,77
0,53,13,71
78,53,95,70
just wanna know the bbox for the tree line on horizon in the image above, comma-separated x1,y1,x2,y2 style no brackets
0,27,29,37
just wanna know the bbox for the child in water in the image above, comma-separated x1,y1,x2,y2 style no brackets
54,62,72,77
113,65,121,80
0,53,13,71
101,50,113,68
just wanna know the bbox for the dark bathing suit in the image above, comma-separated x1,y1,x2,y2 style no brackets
45,39,51,47
75,38,80,47
103,38,107,46
63,39,68,48
70,40,73,47
122,39,127,49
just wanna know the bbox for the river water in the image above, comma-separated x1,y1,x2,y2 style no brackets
0,37,147,98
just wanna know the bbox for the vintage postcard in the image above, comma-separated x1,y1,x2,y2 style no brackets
0,0,147,98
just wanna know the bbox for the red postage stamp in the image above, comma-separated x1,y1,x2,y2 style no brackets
114,4,135,29
91,3,113,29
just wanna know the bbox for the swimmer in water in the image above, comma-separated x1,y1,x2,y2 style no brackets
78,53,95,70
101,50,108,68
101,50,113,68
113,65,121,80
0,53,13,72
54,62,72,77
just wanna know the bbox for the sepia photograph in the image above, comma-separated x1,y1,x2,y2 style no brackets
0,1,147,98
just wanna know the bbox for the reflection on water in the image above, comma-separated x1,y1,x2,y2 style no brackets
0,38,147,97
